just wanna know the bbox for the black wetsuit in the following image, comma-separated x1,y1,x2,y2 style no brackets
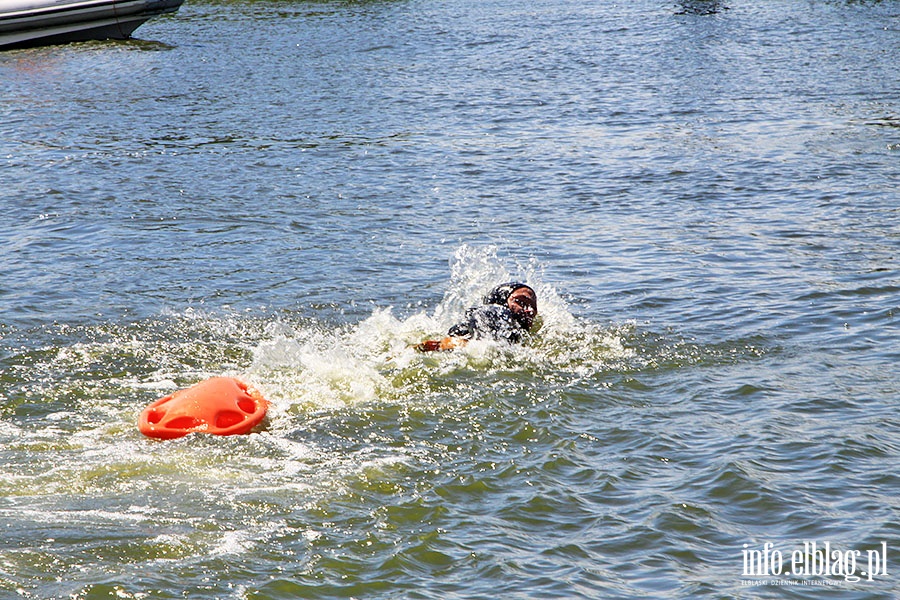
443,282,536,345
448,305,529,344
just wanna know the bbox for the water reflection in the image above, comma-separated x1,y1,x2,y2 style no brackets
675,0,725,15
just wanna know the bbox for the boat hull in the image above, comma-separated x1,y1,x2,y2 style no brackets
0,0,185,48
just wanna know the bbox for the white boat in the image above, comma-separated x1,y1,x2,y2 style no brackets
0,0,185,49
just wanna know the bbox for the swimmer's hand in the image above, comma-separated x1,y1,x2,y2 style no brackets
414,336,468,352
414,340,443,352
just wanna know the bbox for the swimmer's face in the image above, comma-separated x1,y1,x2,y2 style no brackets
507,287,537,329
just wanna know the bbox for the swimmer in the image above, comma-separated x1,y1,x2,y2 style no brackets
416,282,538,352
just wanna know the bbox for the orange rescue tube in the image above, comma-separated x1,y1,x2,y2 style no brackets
138,377,268,439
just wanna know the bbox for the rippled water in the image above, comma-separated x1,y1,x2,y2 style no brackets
1,0,899,598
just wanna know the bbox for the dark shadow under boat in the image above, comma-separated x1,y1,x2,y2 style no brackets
0,0,184,49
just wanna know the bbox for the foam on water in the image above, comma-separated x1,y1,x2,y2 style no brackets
0,246,783,599
0,246,618,510
245,244,635,418
0,245,735,492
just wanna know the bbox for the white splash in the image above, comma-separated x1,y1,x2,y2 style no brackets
247,244,633,413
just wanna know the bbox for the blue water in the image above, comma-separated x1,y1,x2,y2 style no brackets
1,0,898,598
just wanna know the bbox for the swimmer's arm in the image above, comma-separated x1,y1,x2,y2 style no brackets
414,336,469,352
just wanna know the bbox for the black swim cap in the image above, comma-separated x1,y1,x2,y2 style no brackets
483,282,535,306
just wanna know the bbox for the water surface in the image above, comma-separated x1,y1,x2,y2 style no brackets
1,0,898,598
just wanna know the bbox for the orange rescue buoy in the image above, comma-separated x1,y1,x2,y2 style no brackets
138,377,268,439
